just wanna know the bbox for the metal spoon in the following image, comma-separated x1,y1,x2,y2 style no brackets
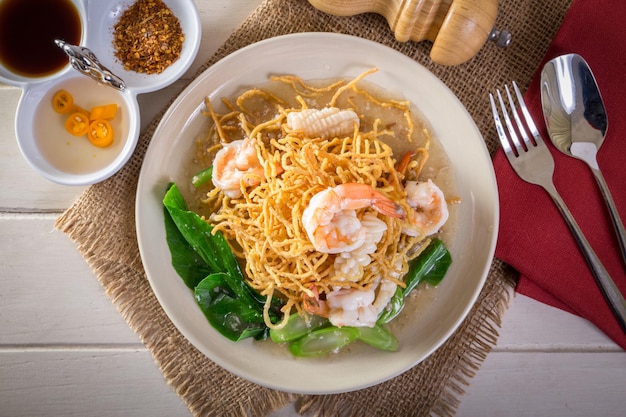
540,53,626,267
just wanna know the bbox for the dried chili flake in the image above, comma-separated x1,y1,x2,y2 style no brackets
113,0,185,75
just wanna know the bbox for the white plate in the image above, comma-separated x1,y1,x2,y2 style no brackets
136,33,498,395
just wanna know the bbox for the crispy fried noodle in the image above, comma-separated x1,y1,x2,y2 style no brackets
200,68,435,329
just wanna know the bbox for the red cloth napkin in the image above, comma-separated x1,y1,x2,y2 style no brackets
493,0,626,349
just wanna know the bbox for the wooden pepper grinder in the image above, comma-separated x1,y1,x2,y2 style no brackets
307,0,511,66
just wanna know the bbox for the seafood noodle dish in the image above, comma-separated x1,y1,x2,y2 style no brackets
163,68,458,356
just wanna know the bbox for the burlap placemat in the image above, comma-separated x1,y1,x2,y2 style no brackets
55,0,573,416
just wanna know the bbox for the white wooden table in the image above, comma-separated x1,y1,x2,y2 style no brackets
1,2,624,416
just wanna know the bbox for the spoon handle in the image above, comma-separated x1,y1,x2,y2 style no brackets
591,167,626,267
544,183,626,333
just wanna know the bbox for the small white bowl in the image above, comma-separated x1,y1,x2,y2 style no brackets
86,0,202,95
15,73,140,186
0,0,201,185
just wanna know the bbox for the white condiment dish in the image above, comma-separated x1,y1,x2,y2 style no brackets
0,0,201,185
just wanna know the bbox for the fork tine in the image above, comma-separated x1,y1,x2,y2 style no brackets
495,88,525,154
504,84,533,149
512,81,544,145
489,93,514,155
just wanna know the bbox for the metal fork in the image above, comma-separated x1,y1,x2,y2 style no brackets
490,82,626,333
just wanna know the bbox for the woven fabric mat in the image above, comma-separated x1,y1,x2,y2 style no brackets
55,0,573,416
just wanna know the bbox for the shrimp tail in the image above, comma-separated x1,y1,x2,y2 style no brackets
372,198,406,220
334,183,405,219
302,285,329,317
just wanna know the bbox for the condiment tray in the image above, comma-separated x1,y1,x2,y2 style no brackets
0,0,201,185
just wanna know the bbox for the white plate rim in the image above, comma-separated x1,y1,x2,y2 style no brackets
136,32,499,395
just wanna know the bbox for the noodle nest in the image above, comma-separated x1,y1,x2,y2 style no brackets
199,69,430,325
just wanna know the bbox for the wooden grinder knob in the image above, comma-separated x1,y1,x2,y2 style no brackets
308,0,508,66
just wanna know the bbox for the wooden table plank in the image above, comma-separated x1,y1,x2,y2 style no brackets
498,294,619,350
0,350,190,417
0,215,139,345
456,351,626,417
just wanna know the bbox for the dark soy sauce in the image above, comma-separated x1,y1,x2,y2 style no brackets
0,0,82,77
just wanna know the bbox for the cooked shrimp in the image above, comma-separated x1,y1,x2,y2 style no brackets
212,137,265,198
301,183,405,254
328,279,398,327
333,213,386,282
326,287,377,327
402,179,449,237
303,279,398,328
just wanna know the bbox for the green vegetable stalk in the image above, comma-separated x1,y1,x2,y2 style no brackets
191,166,213,188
